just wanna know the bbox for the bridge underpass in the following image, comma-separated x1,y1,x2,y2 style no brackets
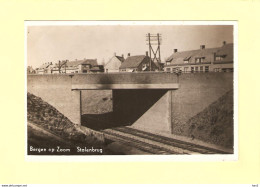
27,73,234,153
71,73,179,134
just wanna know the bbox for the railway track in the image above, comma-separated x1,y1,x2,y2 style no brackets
101,126,231,155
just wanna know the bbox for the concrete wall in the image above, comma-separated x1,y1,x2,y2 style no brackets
113,90,170,128
71,72,178,84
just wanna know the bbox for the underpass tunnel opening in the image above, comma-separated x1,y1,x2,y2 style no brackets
80,89,168,130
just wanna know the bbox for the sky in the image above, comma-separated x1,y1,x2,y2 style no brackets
27,24,233,68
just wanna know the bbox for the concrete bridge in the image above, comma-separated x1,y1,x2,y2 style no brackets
27,72,233,136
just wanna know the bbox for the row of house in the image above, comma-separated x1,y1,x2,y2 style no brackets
164,41,233,73
104,41,233,73
31,41,233,74
35,59,103,74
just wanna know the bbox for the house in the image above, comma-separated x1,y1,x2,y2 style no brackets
212,42,233,72
62,59,98,73
27,66,36,74
37,59,98,74
164,41,233,73
104,53,125,72
119,52,158,72
36,62,54,74
90,65,104,73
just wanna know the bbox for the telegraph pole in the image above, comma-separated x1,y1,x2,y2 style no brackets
146,33,162,71
148,33,152,71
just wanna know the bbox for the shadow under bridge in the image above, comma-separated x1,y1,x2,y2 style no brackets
71,73,179,131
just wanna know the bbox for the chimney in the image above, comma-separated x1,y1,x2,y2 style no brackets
200,45,205,49
114,52,116,56
75,59,77,61
122,54,124,58
223,41,226,46
128,53,131,57
146,51,149,56
174,49,178,53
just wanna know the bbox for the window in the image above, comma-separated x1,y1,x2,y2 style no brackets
195,67,198,72
191,67,194,73
214,68,220,72
184,56,190,63
215,56,224,61
184,67,189,73
205,66,209,72
195,57,205,63
200,66,203,72
166,68,171,72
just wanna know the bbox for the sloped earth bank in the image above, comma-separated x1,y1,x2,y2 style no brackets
27,92,121,155
172,89,234,149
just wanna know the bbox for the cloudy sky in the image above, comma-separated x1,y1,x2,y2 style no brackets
27,23,233,68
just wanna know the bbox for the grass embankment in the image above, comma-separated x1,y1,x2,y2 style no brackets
81,90,112,114
173,89,234,149
27,92,112,155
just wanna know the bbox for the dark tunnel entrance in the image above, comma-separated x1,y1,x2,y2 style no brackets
81,89,168,130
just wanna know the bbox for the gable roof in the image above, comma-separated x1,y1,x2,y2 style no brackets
115,56,125,62
119,55,147,69
81,59,98,66
66,59,98,67
166,43,233,65
166,48,219,65
215,43,233,62
105,55,125,70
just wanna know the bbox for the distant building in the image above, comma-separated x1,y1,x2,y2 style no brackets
119,52,158,72
104,53,125,72
36,62,54,74
164,42,233,73
27,66,36,74
90,65,105,73
63,59,98,73
36,59,98,74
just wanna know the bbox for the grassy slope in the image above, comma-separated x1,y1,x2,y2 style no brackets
27,93,104,153
173,89,234,149
81,90,112,114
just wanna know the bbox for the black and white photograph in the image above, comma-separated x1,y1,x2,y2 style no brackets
26,21,236,157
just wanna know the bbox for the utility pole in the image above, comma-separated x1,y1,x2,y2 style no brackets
64,60,67,74
58,60,61,73
146,33,162,71
148,33,152,71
